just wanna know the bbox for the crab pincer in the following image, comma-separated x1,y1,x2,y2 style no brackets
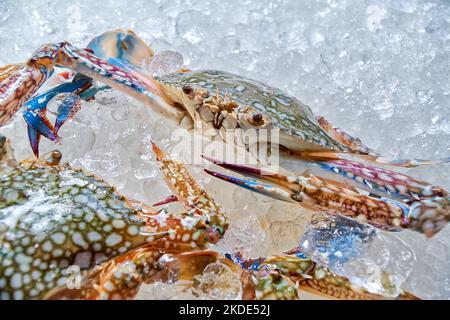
203,155,449,237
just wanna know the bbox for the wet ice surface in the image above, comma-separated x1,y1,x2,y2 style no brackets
0,0,449,299
300,215,417,297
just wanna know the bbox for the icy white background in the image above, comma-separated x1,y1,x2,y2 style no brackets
0,0,449,299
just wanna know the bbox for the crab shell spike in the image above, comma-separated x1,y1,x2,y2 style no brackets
153,194,178,206
316,116,377,156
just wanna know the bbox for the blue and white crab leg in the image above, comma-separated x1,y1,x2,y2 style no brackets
52,42,181,121
308,159,448,201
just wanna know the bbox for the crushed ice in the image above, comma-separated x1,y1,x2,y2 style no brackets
0,0,449,299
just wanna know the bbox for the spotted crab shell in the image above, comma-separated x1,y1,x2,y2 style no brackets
155,69,351,153
0,161,149,300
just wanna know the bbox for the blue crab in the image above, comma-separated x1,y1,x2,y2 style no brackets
1,29,449,165
0,134,231,299
0,134,423,300
0,30,448,237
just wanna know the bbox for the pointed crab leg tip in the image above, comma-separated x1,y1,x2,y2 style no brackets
207,158,263,177
151,142,165,160
153,195,178,207
204,168,254,187
204,168,296,204
203,168,226,179
53,125,62,135
201,154,223,165
52,135,62,143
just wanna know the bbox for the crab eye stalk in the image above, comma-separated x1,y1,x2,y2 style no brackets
43,150,63,166
238,107,271,129
291,192,303,202
51,150,62,162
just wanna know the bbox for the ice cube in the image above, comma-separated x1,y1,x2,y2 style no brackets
299,214,417,297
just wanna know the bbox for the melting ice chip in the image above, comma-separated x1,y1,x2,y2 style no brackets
299,214,417,297
144,51,184,77
300,214,376,265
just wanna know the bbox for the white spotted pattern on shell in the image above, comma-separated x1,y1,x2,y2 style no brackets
155,69,352,152
0,161,149,300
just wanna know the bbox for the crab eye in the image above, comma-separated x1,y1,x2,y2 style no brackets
238,106,271,129
182,84,193,95
252,112,263,124
52,150,62,160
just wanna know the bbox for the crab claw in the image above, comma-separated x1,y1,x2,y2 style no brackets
204,156,415,232
204,168,296,204
202,155,298,204
54,93,82,134
26,126,42,158
22,74,92,157
23,107,58,144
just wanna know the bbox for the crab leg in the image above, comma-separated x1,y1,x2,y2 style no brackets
311,159,448,201
145,143,228,251
14,30,158,156
171,251,299,300
205,157,450,236
50,249,246,300
0,30,179,157
0,62,53,126
152,194,179,206
303,117,450,168
408,196,450,238
44,247,167,300
227,249,418,300
297,149,450,168
316,116,377,156
52,42,178,119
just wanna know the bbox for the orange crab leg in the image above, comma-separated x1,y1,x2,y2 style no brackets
0,62,52,126
143,143,228,251
54,249,241,300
